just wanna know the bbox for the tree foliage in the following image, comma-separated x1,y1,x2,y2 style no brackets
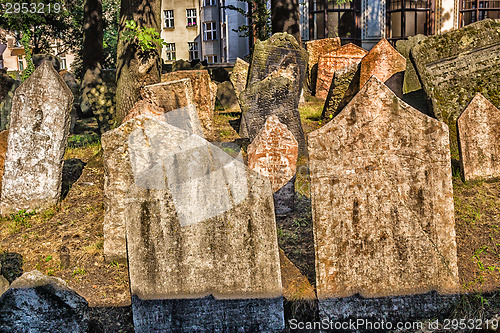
223,0,271,41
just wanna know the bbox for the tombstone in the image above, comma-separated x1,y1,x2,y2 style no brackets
0,61,73,215
141,79,204,136
60,71,79,133
121,116,284,332
247,115,298,215
322,62,360,120
32,54,61,71
239,73,307,155
0,130,8,195
305,37,341,94
411,19,500,139
308,76,459,321
279,249,316,302
123,99,166,123
247,32,308,104
458,93,500,181
0,79,21,130
161,70,215,137
229,57,249,98
0,270,89,332
216,81,240,111
0,72,15,101
359,39,406,90
395,35,427,94
315,43,367,100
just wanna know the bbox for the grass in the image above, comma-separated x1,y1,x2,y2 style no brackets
5,210,36,234
84,240,104,256
299,103,323,124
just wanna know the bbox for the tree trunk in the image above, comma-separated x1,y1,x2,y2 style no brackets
271,0,301,44
115,0,161,125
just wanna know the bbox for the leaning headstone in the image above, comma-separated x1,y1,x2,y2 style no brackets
0,79,21,130
247,32,308,103
141,78,204,136
458,93,500,181
217,81,240,111
229,57,249,98
305,37,341,94
395,35,427,94
239,72,307,155
161,70,215,137
412,19,500,134
359,39,406,89
247,115,298,215
315,43,367,100
322,62,360,120
0,61,73,215
123,116,284,332
308,76,459,321
0,270,89,332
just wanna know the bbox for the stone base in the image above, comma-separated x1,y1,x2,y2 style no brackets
319,291,458,323
132,295,285,332
273,176,295,215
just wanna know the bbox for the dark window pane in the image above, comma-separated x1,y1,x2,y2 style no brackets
390,12,402,38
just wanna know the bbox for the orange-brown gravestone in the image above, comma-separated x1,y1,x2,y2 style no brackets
305,37,341,94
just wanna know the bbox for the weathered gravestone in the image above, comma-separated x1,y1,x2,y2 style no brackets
458,93,500,181
60,71,79,133
315,43,367,100
305,37,341,94
0,72,15,102
0,270,89,332
239,72,307,155
396,35,427,94
0,130,8,195
308,76,459,321
123,99,166,123
412,19,500,145
359,38,406,90
247,115,298,215
0,79,21,130
161,70,215,137
141,78,204,136
216,81,240,111
322,62,360,120
0,61,73,215
121,116,284,332
33,54,61,71
247,32,308,103
229,57,249,98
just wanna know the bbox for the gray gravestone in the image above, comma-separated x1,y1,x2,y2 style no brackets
322,62,360,120
395,34,427,94
122,116,284,332
309,76,459,321
0,61,73,215
229,57,249,98
0,79,21,130
0,270,88,332
217,81,240,111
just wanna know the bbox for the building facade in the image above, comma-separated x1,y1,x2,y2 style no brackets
306,0,499,49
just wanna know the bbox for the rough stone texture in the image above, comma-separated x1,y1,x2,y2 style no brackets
411,19,500,127
247,116,298,215
308,76,459,320
359,39,406,89
315,43,367,100
322,62,360,120
216,81,240,111
0,270,89,332
141,79,204,136
396,35,427,94
0,79,21,130
123,116,284,331
0,61,73,215
0,130,8,196
458,93,500,181
122,99,166,123
279,249,316,302
229,57,249,98
0,275,7,298
0,72,15,102
247,32,308,104
60,71,79,133
161,70,215,137
305,37,341,94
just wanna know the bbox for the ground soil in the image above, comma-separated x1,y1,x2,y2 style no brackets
0,100,499,331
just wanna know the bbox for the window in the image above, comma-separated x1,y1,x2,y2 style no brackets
204,54,218,64
203,21,217,40
60,55,67,70
187,9,197,26
460,0,500,27
188,42,199,61
164,10,174,28
204,0,216,6
310,0,360,42
387,0,432,42
18,55,24,71
165,43,176,61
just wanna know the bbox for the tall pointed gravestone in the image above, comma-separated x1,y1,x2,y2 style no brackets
229,58,249,98
121,116,284,332
458,93,500,181
0,61,73,215
309,76,459,321
305,37,341,94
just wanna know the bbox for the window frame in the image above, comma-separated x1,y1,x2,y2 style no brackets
187,8,197,27
188,42,199,61
203,21,217,40
17,54,24,71
204,54,218,64
204,0,216,6
459,0,500,27
165,43,176,61
164,10,174,29
386,0,433,43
